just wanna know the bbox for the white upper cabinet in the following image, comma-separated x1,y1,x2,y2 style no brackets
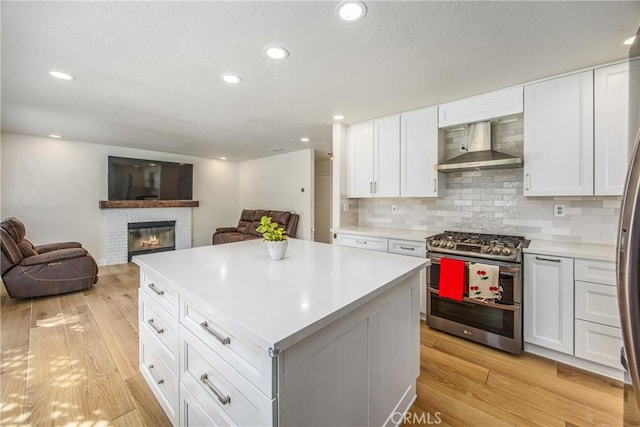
374,115,401,198
347,121,375,198
347,116,400,198
594,60,640,195
524,71,594,196
438,86,523,128
400,106,443,197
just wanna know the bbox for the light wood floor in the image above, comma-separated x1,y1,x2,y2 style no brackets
1,263,623,426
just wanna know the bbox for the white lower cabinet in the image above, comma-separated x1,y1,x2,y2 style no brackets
524,254,623,375
335,233,388,252
574,319,623,369
524,254,574,354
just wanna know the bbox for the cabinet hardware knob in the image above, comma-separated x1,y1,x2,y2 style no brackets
525,174,531,191
200,373,231,405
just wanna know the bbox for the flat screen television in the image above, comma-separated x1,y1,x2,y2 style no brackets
108,156,193,201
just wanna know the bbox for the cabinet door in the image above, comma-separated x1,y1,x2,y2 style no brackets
438,86,524,128
595,60,640,195
373,115,400,197
347,121,374,198
524,71,594,196
524,254,574,354
401,107,442,197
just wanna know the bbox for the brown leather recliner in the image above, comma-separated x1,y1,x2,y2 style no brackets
0,217,98,298
212,209,300,245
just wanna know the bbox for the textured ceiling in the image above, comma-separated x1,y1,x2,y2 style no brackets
1,1,638,161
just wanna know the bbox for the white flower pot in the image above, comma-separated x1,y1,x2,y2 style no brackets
266,240,288,260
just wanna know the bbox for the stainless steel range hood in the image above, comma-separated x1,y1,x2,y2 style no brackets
435,121,522,172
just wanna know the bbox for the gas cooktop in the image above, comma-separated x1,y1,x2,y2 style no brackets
426,230,529,263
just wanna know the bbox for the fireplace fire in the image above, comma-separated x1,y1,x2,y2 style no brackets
127,221,176,261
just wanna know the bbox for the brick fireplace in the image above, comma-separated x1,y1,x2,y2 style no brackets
102,207,192,265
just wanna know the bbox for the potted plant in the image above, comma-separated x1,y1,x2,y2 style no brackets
256,216,288,260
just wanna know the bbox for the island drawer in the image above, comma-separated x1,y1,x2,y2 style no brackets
180,383,236,427
388,239,426,258
139,291,179,373
336,233,388,252
140,332,179,425
181,326,277,427
180,298,275,398
574,259,616,286
140,269,179,317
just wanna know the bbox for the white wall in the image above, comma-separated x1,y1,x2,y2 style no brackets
0,132,239,264
239,149,314,241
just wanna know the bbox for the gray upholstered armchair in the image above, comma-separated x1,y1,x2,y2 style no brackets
0,217,98,298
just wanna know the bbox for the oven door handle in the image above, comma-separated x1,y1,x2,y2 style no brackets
427,287,519,311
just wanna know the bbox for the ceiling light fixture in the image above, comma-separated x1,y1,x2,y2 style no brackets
221,73,242,84
333,115,345,120
337,1,367,22
264,46,289,60
301,137,310,142
49,70,75,80
220,157,227,160
48,134,62,139
624,35,636,46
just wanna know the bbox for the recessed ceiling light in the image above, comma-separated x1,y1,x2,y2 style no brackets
337,1,367,22
48,134,62,139
221,73,242,84
49,70,75,80
220,157,227,160
264,46,289,60
301,137,310,142
624,35,636,46
333,115,345,120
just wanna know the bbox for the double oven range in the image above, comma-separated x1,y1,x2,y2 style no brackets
425,231,529,354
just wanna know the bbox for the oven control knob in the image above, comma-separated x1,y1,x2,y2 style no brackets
439,240,448,247
446,241,455,249
491,246,502,254
430,240,439,247
481,245,491,253
501,247,511,256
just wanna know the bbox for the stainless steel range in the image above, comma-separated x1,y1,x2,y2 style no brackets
425,231,529,354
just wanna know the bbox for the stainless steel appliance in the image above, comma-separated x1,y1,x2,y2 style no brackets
426,231,529,354
618,25,640,425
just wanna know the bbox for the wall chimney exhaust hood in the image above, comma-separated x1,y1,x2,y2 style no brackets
434,121,522,172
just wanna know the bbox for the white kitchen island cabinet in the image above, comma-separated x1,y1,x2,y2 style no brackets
134,239,428,427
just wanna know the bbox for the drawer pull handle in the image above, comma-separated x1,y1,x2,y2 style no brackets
200,373,231,405
399,246,415,251
200,321,231,345
148,364,164,385
147,319,164,334
355,240,367,245
536,256,561,263
148,283,164,296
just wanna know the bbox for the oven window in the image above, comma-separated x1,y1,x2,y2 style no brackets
429,293,515,338
429,260,516,304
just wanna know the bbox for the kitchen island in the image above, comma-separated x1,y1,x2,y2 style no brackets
133,238,429,426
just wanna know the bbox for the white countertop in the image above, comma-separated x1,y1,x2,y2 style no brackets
133,239,428,352
331,226,435,242
524,239,616,262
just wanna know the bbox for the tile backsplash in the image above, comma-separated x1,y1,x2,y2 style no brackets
342,115,621,245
